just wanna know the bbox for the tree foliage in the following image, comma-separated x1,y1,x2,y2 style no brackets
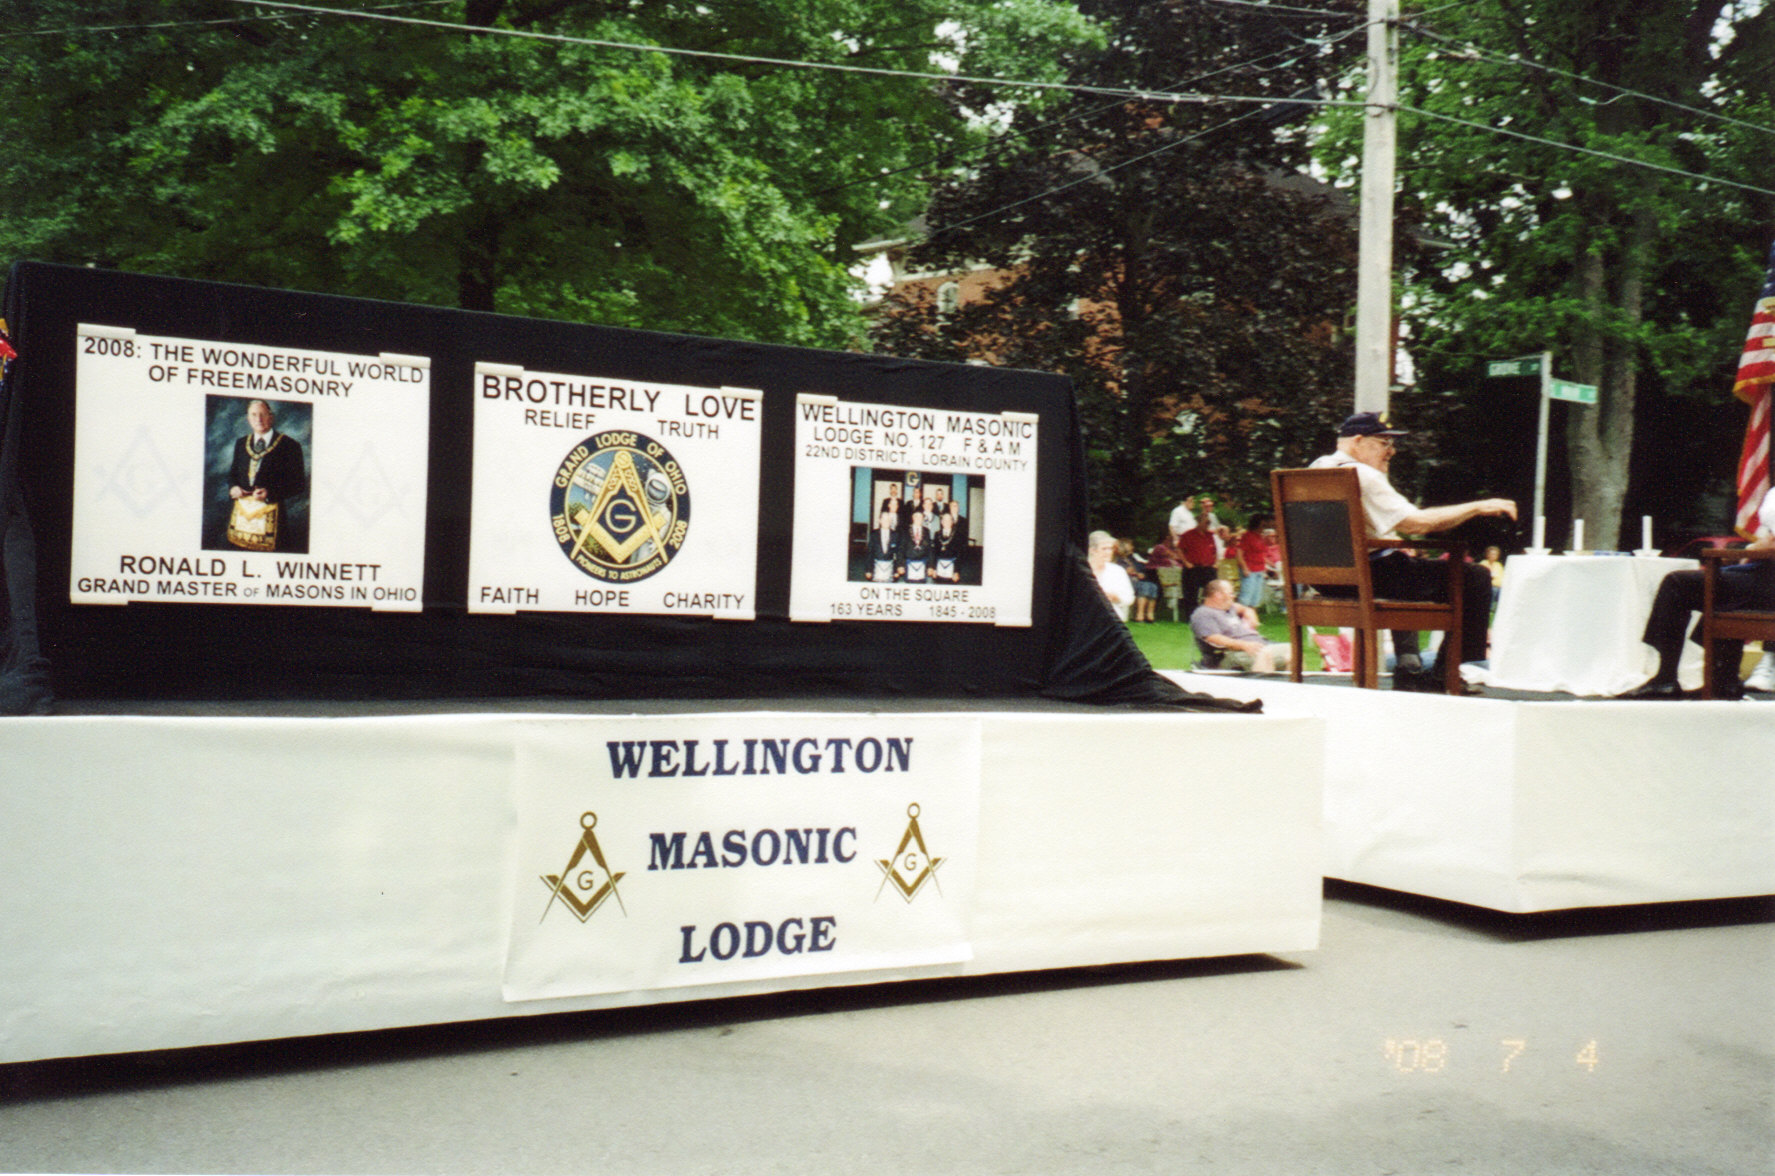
870,0,1368,538
1317,0,1775,544
0,0,1096,347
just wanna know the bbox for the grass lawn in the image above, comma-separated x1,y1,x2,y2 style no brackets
1123,607,1325,672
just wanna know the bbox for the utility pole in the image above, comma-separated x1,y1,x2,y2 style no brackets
1353,0,1399,415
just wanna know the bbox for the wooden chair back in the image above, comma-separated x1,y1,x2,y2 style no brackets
1270,466,1465,692
1699,547,1775,699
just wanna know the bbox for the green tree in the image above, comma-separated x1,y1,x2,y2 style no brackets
1318,0,1775,545
0,0,1096,347
869,0,1368,538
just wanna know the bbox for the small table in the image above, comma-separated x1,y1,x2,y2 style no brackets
1479,554,1701,696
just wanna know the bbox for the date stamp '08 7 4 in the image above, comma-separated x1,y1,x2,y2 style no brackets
1383,1037,1600,1074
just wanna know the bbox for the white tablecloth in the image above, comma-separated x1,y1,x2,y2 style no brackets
1478,554,1701,696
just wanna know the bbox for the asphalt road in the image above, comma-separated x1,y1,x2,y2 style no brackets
3,885,1770,1175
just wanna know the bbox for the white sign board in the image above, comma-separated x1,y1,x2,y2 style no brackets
467,364,762,618
68,324,430,610
788,394,1036,625
503,715,981,1001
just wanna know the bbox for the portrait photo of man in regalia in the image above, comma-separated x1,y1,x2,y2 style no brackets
201,395,312,554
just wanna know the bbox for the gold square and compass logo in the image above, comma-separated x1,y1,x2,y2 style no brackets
551,431,689,583
876,803,945,903
540,812,628,924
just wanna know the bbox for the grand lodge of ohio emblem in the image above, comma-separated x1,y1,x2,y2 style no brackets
550,430,690,582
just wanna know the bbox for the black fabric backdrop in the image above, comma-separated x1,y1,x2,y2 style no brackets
0,262,1247,712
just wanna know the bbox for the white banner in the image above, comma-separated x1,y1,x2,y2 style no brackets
788,394,1036,625
503,715,980,1002
467,365,761,618
69,325,430,610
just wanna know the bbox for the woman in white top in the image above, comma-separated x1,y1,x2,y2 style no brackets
1088,530,1134,622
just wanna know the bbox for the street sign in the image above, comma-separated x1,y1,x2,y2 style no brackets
1548,378,1598,405
1486,358,1541,378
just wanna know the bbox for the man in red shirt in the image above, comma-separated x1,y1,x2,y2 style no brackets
1176,502,1218,611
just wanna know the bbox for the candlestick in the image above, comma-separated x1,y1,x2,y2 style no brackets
1571,518,1584,552
1532,516,1545,550
1641,515,1652,552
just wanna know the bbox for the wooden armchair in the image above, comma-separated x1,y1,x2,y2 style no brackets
1270,467,1466,694
1699,546,1775,699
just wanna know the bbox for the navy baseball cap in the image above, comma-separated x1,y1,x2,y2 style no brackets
1338,411,1408,437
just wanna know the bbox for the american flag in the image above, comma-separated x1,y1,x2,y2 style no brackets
1734,241,1775,537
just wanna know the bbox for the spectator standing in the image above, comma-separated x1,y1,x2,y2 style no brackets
1480,545,1506,608
1145,534,1184,621
1118,538,1156,623
1236,517,1272,610
1177,504,1218,613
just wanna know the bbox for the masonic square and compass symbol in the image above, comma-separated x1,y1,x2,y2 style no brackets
876,803,945,902
540,811,627,923
550,431,690,583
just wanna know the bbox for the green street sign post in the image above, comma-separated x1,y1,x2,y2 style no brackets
1486,358,1541,378
1548,378,1598,405
1485,353,1595,543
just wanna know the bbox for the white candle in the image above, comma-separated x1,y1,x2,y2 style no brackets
1642,515,1652,551
1533,516,1545,550
1572,518,1584,552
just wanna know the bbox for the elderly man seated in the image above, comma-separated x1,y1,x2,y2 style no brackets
1190,578,1291,672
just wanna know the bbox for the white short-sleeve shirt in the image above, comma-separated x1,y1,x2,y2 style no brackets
1094,562,1134,620
1167,502,1197,536
1308,450,1417,540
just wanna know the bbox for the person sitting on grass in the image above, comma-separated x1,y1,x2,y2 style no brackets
1189,578,1291,673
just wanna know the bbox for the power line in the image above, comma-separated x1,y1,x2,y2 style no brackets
922,102,1284,245
1402,104,1775,196
221,0,1368,113
217,0,1371,223
0,0,454,40
898,6,1775,243
27,1,1768,219
222,0,1761,204
813,22,1365,202
828,13,1370,231
1403,20,1775,140
1198,0,1365,19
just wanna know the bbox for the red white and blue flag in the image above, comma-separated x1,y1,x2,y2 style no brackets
1733,241,1775,537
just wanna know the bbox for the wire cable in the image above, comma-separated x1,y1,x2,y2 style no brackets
1401,104,1775,196
1403,20,1775,139
219,0,1370,112
1197,0,1366,19
29,1,1765,218
921,102,1281,245
810,21,1365,201
0,0,455,40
